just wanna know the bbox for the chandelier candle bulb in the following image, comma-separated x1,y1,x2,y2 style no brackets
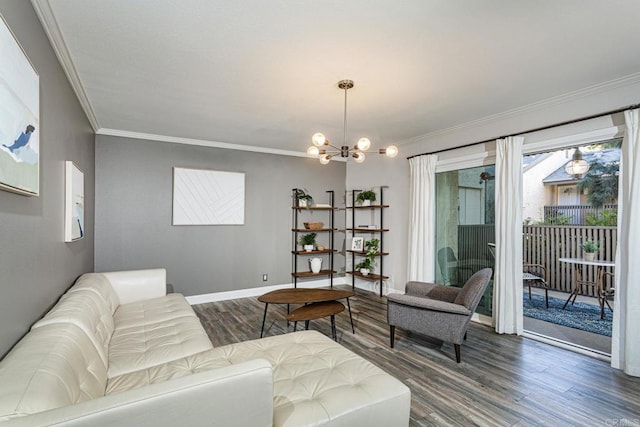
312,133,326,146
356,137,371,151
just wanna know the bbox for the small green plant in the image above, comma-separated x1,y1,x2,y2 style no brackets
298,233,317,246
355,238,380,271
364,238,380,256
356,190,376,204
294,188,313,206
537,214,570,225
585,209,617,226
581,239,600,253
355,258,373,271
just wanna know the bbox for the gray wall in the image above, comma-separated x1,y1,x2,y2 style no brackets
95,135,346,296
0,2,95,357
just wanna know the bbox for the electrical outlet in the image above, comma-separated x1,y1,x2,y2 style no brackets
262,274,268,281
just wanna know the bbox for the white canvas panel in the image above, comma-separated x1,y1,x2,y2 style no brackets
65,161,85,241
0,15,39,196
172,167,245,225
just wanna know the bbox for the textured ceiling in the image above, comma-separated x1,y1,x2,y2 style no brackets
34,0,640,153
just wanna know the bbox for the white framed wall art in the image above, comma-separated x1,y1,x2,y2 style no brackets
172,167,245,225
64,161,84,241
0,14,40,196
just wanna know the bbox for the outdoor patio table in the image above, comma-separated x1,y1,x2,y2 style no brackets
559,257,615,319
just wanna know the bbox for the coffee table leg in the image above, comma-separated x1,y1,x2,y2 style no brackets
331,315,337,341
260,303,269,338
346,298,355,334
305,320,310,330
293,321,297,332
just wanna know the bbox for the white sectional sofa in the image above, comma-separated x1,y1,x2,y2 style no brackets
0,269,410,426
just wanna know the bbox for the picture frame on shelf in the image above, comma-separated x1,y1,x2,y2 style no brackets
351,237,364,251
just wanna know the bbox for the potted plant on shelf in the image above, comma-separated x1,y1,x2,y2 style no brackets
294,188,313,207
299,233,317,252
581,239,600,261
355,238,380,276
356,190,376,207
355,258,373,276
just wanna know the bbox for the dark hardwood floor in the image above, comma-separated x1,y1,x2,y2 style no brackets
193,286,640,426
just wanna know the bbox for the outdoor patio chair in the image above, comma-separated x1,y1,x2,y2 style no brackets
524,264,549,309
600,271,615,319
387,268,493,363
488,243,549,309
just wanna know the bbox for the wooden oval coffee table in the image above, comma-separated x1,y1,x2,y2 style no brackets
287,300,345,341
258,288,355,338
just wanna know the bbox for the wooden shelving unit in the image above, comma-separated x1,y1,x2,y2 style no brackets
346,186,389,297
291,189,336,287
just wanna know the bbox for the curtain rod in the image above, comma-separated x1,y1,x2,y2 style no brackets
406,103,639,160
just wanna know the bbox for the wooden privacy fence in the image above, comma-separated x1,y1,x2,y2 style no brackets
458,224,495,267
523,225,616,296
457,224,616,297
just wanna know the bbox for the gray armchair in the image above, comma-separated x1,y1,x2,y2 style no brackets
387,268,492,363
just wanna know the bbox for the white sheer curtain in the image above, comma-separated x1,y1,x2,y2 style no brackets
407,155,438,282
611,108,640,376
494,136,524,334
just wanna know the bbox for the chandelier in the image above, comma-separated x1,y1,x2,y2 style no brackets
564,147,590,177
306,80,398,164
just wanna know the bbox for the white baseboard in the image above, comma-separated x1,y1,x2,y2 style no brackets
348,278,404,296
185,277,403,305
471,312,493,327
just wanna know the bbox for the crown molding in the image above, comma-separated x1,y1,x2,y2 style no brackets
398,72,640,148
31,0,100,131
97,128,349,160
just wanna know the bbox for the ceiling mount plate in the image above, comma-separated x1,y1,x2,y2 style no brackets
337,79,354,90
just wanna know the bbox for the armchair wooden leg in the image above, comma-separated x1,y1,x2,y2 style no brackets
454,344,461,363
390,325,395,348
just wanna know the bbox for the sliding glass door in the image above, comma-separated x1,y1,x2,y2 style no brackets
434,165,495,317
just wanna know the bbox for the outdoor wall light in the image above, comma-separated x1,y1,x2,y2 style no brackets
565,148,590,176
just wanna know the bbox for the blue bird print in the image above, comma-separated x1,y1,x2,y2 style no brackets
3,125,35,152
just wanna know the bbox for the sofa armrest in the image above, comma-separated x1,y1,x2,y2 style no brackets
101,269,167,304
2,359,274,427
387,293,470,315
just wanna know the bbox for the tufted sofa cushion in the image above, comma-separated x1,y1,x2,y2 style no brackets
106,331,410,427
31,283,116,366
108,313,213,378
0,323,107,421
66,273,120,314
113,294,197,329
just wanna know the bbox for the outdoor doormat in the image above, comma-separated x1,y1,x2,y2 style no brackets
523,294,612,336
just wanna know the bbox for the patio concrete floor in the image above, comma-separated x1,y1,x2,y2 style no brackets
524,288,612,354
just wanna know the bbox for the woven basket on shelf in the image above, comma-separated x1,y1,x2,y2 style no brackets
304,222,324,230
